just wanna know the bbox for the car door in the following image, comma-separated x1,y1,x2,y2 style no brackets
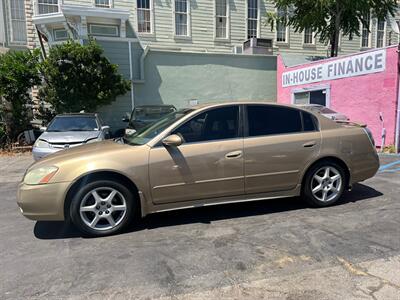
149,105,244,204
244,105,321,194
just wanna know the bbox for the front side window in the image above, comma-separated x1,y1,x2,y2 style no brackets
37,0,59,15
376,19,385,48
47,117,99,132
361,13,371,48
95,0,112,8
173,106,239,143
303,28,314,45
215,0,228,39
175,0,189,36
276,7,288,43
247,105,302,137
9,0,27,43
247,0,258,39
137,0,152,33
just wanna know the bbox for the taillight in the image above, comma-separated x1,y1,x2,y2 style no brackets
363,127,375,146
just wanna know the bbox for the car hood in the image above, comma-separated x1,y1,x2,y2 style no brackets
39,131,100,143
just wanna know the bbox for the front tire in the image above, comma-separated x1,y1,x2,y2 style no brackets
302,161,346,207
70,180,135,237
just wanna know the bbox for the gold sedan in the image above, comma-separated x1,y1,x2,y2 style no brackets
17,103,379,236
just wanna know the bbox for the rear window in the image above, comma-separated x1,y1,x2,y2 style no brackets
247,105,302,137
302,111,318,132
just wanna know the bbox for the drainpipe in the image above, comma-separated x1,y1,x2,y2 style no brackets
396,44,400,153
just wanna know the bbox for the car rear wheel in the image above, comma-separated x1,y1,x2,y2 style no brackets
302,162,346,207
70,180,135,237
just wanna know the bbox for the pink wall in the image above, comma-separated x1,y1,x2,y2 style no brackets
277,46,399,147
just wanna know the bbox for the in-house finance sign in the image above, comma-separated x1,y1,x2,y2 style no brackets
282,49,386,87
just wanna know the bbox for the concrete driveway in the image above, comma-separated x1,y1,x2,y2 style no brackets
0,153,399,299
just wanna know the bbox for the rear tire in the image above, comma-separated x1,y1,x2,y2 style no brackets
70,180,135,237
302,161,346,207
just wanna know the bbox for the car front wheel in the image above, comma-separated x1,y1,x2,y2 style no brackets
70,180,135,237
303,162,346,207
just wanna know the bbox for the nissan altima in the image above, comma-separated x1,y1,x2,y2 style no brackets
17,102,379,236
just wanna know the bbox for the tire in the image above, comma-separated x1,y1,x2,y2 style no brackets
70,180,136,237
302,161,346,207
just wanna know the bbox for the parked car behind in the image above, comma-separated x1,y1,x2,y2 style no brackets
18,102,379,237
32,113,110,161
297,104,349,121
123,105,176,136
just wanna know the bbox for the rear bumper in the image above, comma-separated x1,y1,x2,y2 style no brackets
17,181,71,221
350,150,380,184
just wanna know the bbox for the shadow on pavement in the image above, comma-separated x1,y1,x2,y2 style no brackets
33,183,383,240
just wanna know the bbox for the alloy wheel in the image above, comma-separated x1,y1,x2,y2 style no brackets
79,187,127,231
310,166,342,202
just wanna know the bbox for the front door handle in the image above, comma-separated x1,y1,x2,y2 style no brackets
225,150,242,159
303,141,316,148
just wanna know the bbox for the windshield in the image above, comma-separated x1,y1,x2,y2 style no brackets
125,109,193,145
130,106,176,124
47,116,98,132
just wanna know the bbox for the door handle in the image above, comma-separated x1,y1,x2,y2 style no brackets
303,141,316,148
225,150,242,159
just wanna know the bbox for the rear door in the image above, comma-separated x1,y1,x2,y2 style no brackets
244,105,321,194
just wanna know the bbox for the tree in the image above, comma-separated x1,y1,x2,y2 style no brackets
266,0,398,57
39,40,131,116
0,50,41,143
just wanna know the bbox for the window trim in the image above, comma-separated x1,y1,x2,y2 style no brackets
93,0,113,8
291,85,331,108
375,18,386,48
7,0,27,44
246,0,260,39
303,28,315,46
88,23,120,37
360,14,372,49
275,7,289,45
137,0,154,35
53,28,69,41
214,0,230,41
173,0,191,38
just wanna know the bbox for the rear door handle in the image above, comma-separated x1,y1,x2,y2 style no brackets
303,141,316,148
225,150,242,159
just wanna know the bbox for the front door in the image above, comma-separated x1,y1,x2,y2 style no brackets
149,106,244,204
244,105,321,194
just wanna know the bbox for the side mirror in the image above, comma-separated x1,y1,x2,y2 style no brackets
101,125,110,131
122,117,129,123
162,134,183,147
125,128,137,136
40,126,47,132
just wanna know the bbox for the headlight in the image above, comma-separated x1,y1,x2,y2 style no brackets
34,139,49,148
24,166,58,185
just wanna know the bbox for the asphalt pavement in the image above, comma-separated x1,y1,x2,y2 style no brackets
0,153,399,299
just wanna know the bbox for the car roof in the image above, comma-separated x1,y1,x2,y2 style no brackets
55,113,97,118
190,101,309,111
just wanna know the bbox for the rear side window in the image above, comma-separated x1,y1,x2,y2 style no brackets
247,105,302,137
302,111,318,132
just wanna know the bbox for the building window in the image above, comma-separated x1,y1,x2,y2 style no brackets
53,28,68,41
247,0,259,39
8,0,27,43
376,19,386,48
37,0,59,15
303,28,314,45
89,24,119,37
276,7,288,43
137,0,152,33
95,0,112,8
174,0,189,36
361,13,371,48
215,0,228,39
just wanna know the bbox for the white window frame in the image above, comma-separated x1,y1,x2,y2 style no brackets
375,18,386,48
246,0,260,39
0,0,6,45
275,7,289,44
53,28,68,41
88,24,119,37
94,0,113,8
291,85,331,108
360,14,372,49
37,0,60,15
137,0,154,35
303,28,315,46
214,0,229,40
7,0,27,44
173,0,191,38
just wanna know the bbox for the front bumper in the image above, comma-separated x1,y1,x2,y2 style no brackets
17,181,71,221
32,147,61,161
